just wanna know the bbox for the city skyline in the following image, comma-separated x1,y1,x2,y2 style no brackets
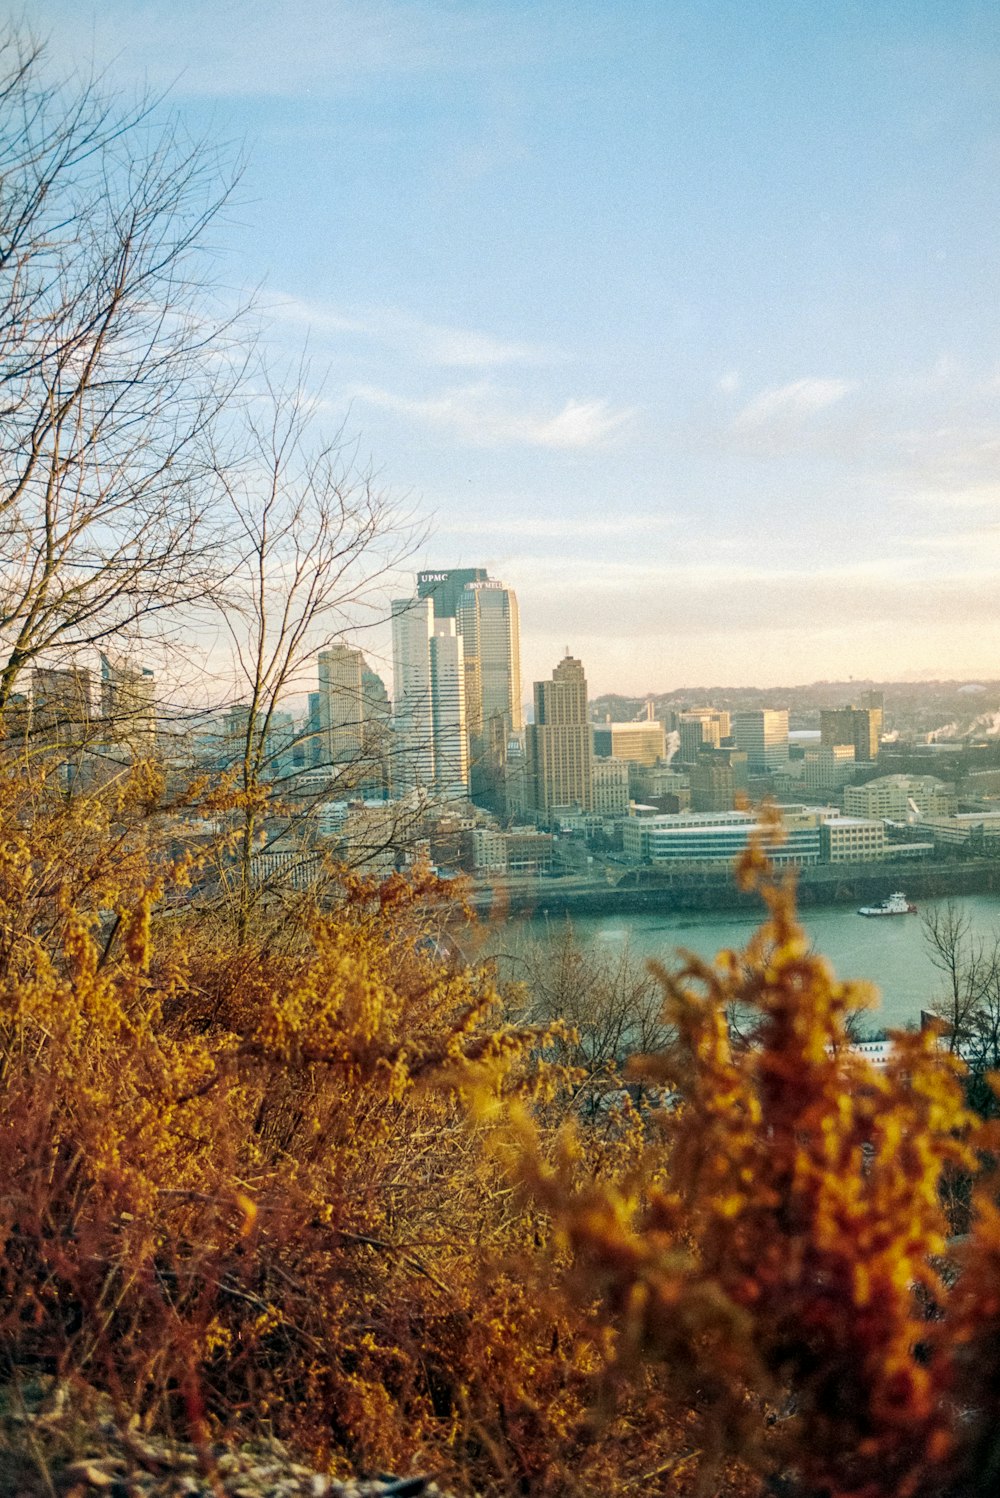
23,2,1000,691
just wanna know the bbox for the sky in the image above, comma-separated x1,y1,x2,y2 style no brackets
25,0,1000,695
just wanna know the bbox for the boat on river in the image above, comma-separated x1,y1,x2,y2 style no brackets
857,892,917,917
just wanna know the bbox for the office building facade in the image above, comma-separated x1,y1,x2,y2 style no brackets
391,595,469,800
676,708,732,765
591,755,630,817
416,567,488,619
317,644,365,765
623,809,820,867
819,705,882,763
430,618,469,799
733,709,790,773
592,720,666,766
526,653,593,819
390,596,436,795
690,746,749,813
455,579,522,736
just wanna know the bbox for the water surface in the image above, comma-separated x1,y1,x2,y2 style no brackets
497,893,1000,1031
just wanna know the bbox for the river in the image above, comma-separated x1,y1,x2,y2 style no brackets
480,892,1000,1032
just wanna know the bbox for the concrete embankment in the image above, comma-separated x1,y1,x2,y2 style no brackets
466,859,1000,920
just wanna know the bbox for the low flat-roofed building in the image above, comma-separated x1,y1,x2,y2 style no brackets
623,809,820,867
844,774,956,820
819,815,886,863
505,826,554,874
918,813,1000,849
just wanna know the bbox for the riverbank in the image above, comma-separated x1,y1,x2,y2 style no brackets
466,857,1000,919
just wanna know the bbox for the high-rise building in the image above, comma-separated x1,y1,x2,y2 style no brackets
32,666,93,746
732,709,789,773
690,746,749,813
454,578,522,807
430,618,468,799
391,596,435,796
317,644,365,765
416,567,488,619
820,705,882,763
526,653,593,819
592,756,630,817
391,595,469,800
455,579,522,736
313,645,391,793
801,744,856,795
676,708,731,765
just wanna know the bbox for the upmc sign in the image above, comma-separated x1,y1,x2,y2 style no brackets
417,572,450,585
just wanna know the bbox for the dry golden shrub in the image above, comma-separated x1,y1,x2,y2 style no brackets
0,761,700,1494
4,769,1000,1498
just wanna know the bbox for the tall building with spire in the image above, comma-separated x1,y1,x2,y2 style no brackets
526,653,593,820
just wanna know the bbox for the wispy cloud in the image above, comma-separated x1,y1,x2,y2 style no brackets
353,382,635,449
268,293,554,369
42,0,516,98
438,514,675,539
733,377,856,430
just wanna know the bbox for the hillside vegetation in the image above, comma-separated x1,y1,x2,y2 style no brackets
2,764,1000,1498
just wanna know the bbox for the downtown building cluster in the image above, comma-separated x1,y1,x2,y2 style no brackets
16,571,999,886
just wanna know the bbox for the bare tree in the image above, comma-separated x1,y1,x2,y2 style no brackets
0,28,241,714
921,900,1000,1118
921,901,999,1051
206,374,419,938
509,923,674,1117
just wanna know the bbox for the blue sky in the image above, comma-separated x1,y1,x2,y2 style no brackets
28,0,1000,693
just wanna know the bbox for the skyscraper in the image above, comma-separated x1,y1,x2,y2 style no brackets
526,653,593,819
676,708,731,765
32,665,92,747
390,595,469,800
455,579,522,736
416,567,488,619
430,618,468,799
315,644,391,793
100,653,156,753
454,577,522,807
317,644,365,765
390,596,435,795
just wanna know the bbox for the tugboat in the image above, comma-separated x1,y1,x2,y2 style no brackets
857,892,918,917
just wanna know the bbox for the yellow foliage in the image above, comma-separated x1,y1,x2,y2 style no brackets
2,769,1000,1498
